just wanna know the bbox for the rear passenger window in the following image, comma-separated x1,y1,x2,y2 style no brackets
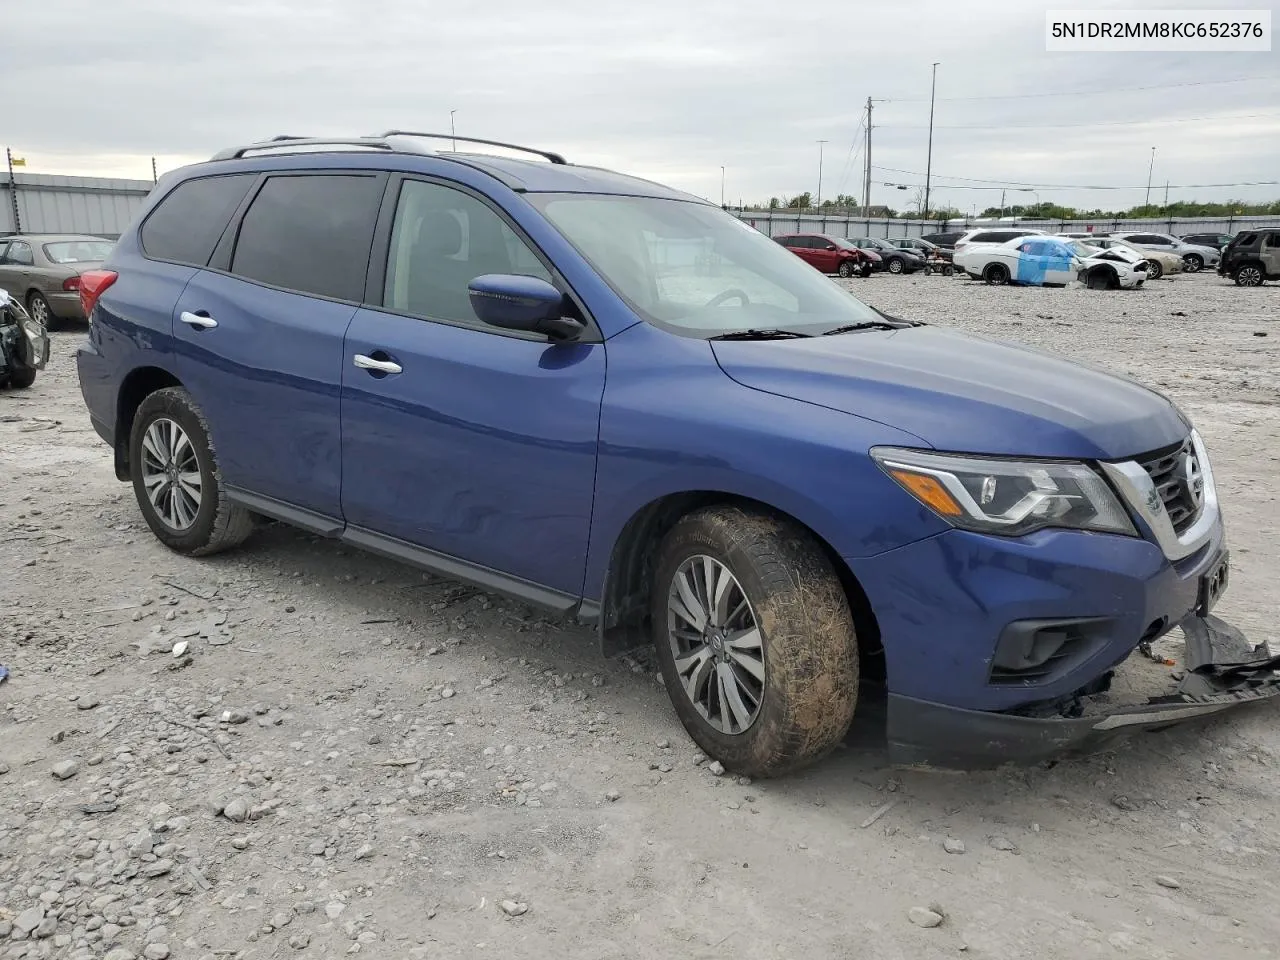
141,174,255,266
230,175,383,302
382,179,552,326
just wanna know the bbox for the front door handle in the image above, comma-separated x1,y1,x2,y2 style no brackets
180,311,218,329
353,354,403,375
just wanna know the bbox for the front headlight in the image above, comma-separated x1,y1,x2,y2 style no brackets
871,447,1136,537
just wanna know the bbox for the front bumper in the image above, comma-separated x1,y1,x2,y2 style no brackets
888,614,1280,769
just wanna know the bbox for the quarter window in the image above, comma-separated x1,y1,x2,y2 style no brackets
230,175,384,302
141,174,256,266
382,179,552,325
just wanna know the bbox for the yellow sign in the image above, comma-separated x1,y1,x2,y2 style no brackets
9,157,25,167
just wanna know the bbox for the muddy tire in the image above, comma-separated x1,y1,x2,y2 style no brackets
983,262,1010,285
129,387,255,556
651,505,859,778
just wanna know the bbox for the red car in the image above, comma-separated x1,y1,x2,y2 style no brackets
773,233,877,278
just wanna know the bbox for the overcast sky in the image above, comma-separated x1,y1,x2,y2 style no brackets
6,0,1278,211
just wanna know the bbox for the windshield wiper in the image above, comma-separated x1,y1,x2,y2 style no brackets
707,329,813,341
821,318,925,336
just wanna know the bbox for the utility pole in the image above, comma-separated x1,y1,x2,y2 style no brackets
1164,180,1169,207
1000,188,1006,218
816,140,827,208
1144,146,1156,207
450,110,457,152
720,166,725,207
5,147,20,234
151,157,158,184
924,61,939,220
862,97,873,217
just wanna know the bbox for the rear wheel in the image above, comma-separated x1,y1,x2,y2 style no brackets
27,292,56,331
651,505,859,778
1183,254,1203,272
983,262,1010,285
129,387,255,555
1235,263,1264,287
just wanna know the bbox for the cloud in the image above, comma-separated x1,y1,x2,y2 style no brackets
7,0,1277,208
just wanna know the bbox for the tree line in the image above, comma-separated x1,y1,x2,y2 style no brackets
750,193,1280,220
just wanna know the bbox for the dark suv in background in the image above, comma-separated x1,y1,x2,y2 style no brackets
1219,229,1280,286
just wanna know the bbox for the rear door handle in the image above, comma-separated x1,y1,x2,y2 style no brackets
180,311,218,329
353,354,403,375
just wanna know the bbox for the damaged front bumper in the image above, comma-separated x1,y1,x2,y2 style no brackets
887,613,1280,770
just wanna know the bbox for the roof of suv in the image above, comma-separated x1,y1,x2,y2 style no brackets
196,133,702,202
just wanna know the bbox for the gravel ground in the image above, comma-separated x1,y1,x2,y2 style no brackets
2,269,1279,960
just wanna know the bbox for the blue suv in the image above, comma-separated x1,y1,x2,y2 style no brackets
76,133,1278,776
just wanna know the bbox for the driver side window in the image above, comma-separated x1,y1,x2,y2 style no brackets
383,179,553,327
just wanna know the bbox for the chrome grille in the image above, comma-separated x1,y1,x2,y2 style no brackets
1136,438,1202,534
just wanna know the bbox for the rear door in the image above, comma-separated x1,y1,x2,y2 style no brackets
339,176,606,600
1263,232,1280,277
172,171,386,520
792,236,822,269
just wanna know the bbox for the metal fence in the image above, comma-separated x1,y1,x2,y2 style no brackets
1,173,154,240
734,210,1280,241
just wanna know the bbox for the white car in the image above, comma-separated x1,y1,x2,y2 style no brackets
1110,232,1220,272
955,235,1082,286
1070,240,1150,289
951,227,1046,257
1061,235,1182,279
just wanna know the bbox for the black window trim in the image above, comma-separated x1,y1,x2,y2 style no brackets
362,172,603,344
201,169,389,307
138,171,262,269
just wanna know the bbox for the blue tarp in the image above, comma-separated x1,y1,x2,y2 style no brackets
1015,238,1075,286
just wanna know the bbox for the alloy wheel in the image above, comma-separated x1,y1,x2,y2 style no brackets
1237,265,1263,287
28,295,49,326
666,555,765,736
888,258,904,274
140,418,202,530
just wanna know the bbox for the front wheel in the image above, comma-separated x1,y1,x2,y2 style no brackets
1235,264,1264,287
859,263,872,278
1183,254,1203,272
129,387,256,555
837,260,855,278
1146,260,1164,280
651,506,859,778
5,364,37,388
886,257,905,274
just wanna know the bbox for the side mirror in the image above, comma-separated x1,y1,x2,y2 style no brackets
467,274,584,341
824,244,838,251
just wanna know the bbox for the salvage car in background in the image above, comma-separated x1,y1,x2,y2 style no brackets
889,236,952,262
774,234,876,277
1112,232,1219,273
1218,228,1280,286
1071,240,1150,289
1066,235,1181,280
955,235,1082,286
0,289,50,389
845,237,924,274
0,234,115,328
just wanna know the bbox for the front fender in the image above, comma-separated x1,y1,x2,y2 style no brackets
584,323,950,601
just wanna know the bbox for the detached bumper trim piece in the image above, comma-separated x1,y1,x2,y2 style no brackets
887,613,1280,770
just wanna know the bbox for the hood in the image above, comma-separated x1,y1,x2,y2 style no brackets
711,326,1188,460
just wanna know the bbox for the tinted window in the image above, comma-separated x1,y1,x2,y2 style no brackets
1129,234,1166,245
774,237,796,247
142,174,255,266
1265,233,1280,248
4,240,33,266
1234,232,1258,248
231,175,383,301
383,179,553,326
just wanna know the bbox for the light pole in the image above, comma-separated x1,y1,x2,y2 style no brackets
816,140,827,208
720,166,725,207
450,110,457,152
1144,146,1156,207
924,61,939,220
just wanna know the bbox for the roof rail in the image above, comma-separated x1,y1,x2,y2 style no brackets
210,137,397,161
377,131,567,165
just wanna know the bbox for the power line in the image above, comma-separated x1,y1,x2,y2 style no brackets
880,74,1280,104
872,164,1280,192
876,111,1280,131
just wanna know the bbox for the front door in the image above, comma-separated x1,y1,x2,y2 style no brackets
172,171,386,519
340,177,606,599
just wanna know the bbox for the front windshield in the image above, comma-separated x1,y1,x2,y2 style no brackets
43,240,113,263
530,194,883,335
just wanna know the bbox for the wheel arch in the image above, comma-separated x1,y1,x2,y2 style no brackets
592,490,885,684
114,365,184,480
